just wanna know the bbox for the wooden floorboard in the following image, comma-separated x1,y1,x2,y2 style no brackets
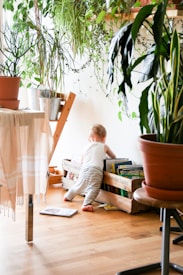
0,183,182,275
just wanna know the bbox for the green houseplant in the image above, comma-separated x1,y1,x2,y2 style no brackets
31,12,71,119
3,0,136,101
3,0,70,116
107,0,183,200
0,23,35,109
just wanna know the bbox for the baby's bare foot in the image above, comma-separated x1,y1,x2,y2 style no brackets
64,196,71,202
82,205,94,212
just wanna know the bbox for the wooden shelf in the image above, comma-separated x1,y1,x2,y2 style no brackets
167,8,183,18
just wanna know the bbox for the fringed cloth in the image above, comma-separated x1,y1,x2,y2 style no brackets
0,109,53,219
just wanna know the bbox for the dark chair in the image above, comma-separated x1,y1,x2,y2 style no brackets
116,188,183,275
159,208,183,245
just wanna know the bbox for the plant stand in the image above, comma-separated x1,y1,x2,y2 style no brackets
48,92,76,184
116,188,183,274
159,208,183,245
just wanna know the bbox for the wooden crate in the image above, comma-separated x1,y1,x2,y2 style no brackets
48,166,62,184
62,159,149,214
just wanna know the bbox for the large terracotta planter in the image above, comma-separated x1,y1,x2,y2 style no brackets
0,76,20,109
139,134,183,201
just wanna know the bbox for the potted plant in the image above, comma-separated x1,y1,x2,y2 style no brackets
35,25,74,120
0,22,35,109
3,0,137,112
107,0,183,200
3,0,78,116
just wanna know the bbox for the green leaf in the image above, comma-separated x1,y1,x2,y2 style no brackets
131,4,156,42
118,111,122,121
118,100,122,107
96,11,106,24
131,112,137,119
139,84,152,133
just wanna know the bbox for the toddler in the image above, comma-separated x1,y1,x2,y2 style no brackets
64,124,116,212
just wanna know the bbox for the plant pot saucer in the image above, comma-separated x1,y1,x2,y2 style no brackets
142,181,183,201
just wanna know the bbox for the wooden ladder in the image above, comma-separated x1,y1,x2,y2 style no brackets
49,91,76,163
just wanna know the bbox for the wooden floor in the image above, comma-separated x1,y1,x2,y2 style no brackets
0,183,183,275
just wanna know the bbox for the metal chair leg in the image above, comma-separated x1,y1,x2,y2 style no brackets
116,208,183,275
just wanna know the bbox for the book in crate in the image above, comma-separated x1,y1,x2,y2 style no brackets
117,164,144,179
104,158,131,173
104,158,144,179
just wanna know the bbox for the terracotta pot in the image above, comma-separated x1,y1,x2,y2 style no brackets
172,0,182,4
0,99,20,110
139,134,183,200
140,0,151,5
0,76,20,100
0,76,20,110
169,0,183,9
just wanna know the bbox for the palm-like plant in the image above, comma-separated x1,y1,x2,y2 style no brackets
107,0,183,143
152,30,183,143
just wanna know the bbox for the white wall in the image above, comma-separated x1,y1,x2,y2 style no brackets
19,58,143,170
41,60,143,169
18,37,147,171
17,30,152,173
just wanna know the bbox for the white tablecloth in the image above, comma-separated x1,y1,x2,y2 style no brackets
0,109,53,216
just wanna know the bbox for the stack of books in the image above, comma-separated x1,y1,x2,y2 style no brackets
103,158,144,179
117,164,144,179
102,158,144,198
103,158,131,173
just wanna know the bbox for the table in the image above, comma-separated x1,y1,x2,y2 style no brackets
0,109,53,242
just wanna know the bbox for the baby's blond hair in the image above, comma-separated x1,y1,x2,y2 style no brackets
90,124,107,138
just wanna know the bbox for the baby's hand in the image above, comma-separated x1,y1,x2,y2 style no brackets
68,172,74,180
